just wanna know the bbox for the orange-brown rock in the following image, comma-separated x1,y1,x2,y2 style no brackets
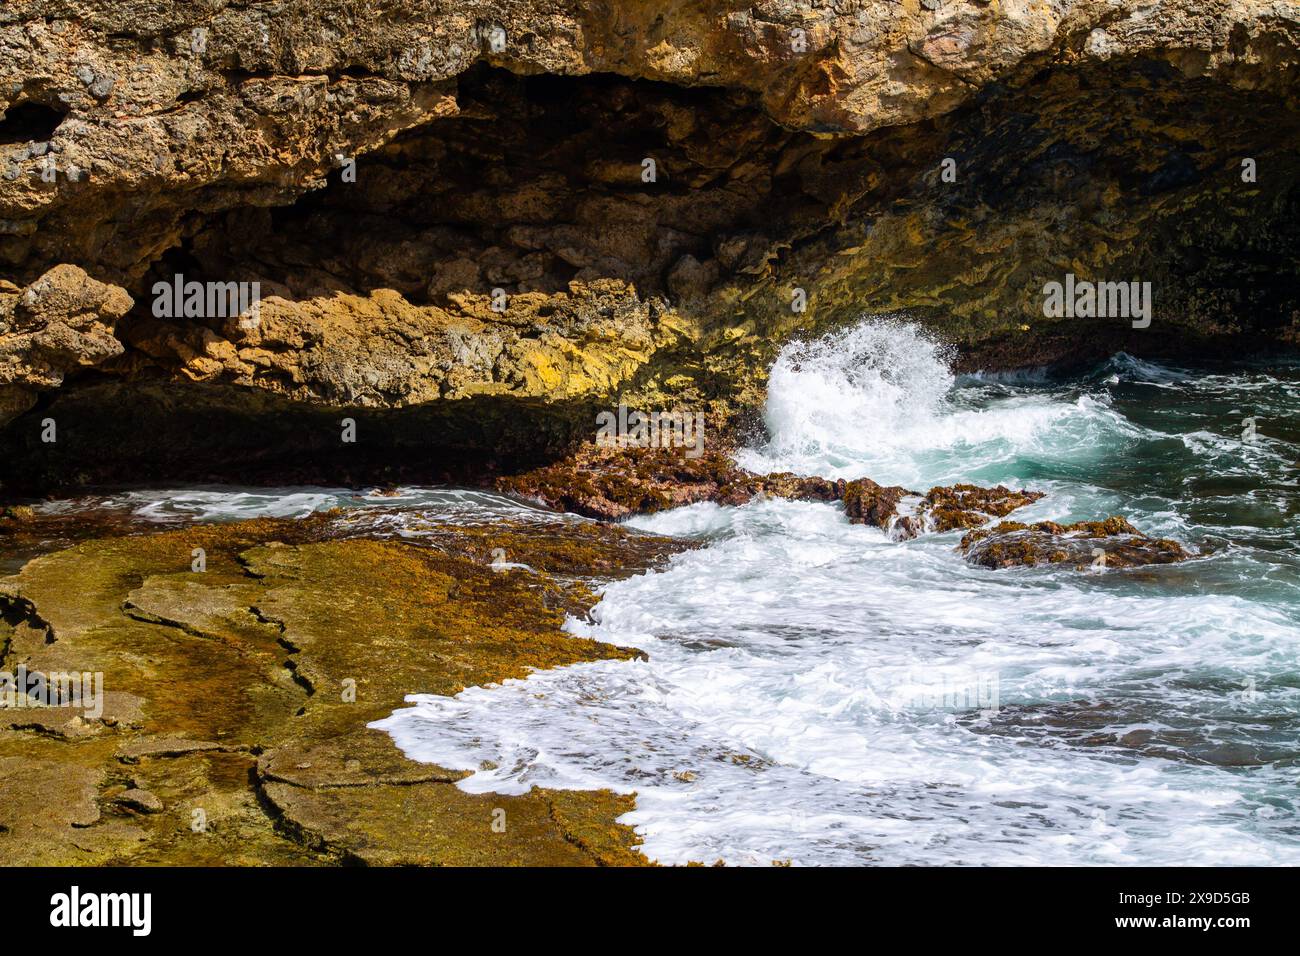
841,479,912,530
960,517,1189,570
840,479,1045,539
0,265,132,425
497,443,1048,536
923,484,1047,533
497,443,841,521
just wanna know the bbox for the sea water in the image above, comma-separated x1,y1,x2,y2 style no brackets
18,319,1298,865
373,319,1300,866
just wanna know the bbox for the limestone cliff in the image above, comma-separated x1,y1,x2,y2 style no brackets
2,1,1299,488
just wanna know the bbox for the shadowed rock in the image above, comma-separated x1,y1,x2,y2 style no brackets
5,4,1300,495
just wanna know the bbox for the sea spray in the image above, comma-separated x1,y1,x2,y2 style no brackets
749,317,955,465
735,315,1112,487
369,321,1300,865
82,318,1291,867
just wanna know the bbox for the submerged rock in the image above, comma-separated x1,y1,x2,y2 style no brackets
960,517,1189,570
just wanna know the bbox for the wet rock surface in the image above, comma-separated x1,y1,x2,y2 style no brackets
960,517,1190,570
499,443,1049,540
0,452,1195,866
841,479,1047,539
499,443,1188,575
0,513,687,865
497,443,842,520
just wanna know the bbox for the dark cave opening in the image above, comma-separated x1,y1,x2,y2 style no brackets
132,64,900,311
121,59,1300,360
0,101,67,146
6,60,1300,494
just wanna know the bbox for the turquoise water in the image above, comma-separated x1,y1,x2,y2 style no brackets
14,319,1298,865
377,320,1300,865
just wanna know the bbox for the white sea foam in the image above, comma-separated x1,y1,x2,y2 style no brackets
33,485,563,526
1097,352,1194,385
376,497,1300,865
734,318,1137,487
373,318,1300,866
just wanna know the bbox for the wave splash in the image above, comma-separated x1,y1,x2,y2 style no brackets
372,318,1300,866
736,317,1126,487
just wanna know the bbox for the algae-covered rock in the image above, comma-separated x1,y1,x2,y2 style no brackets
841,480,1048,539
960,517,1190,570
0,515,682,865
841,479,915,532
361,516,701,581
260,779,642,867
499,444,1054,543
922,485,1047,533
497,443,840,520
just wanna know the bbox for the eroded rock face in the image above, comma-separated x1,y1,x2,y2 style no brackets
4,1,1296,285
0,3,1298,488
0,513,687,865
0,264,132,425
127,277,667,406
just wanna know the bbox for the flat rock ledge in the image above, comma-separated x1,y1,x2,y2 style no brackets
0,514,685,866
